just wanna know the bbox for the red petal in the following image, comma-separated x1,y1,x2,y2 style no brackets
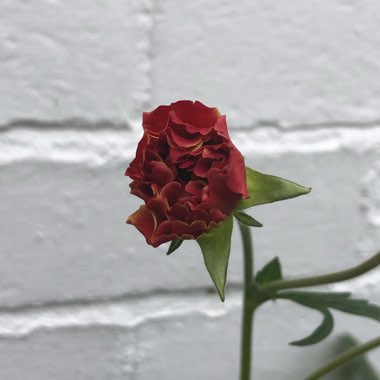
144,149,163,163
226,149,249,198
130,181,154,202
147,198,169,221
167,114,204,148
168,203,189,221
207,171,242,214
186,208,209,224
147,161,175,187
209,208,225,223
160,181,183,205
178,158,196,169
142,105,171,135
185,180,205,197
170,219,208,237
161,220,208,239
127,206,157,245
202,145,224,159
193,158,212,177
169,148,188,163
172,101,220,133
213,115,229,138
125,132,148,179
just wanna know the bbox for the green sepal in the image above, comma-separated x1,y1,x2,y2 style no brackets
290,308,334,346
255,257,282,286
166,239,183,255
237,167,311,210
234,211,263,227
197,215,233,302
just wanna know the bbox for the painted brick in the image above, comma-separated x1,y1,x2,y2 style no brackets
0,326,135,380
0,0,152,125
0,295,377,380
1,0,380,378
150,0,380,126
0,132,377,306
136,297,380,379
357,161,380,257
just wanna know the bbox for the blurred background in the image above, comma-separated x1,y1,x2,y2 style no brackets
1,0,380,379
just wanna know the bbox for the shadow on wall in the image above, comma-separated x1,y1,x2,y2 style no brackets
323,334,378,380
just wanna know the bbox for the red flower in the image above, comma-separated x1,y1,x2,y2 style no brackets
126,100,249,247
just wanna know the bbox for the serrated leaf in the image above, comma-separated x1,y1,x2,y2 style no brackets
255,257,283,286
166,239,183,255
237,167,311,210
278,291,380,322
290,308,334,346
197,215,233,302
234,211,263,227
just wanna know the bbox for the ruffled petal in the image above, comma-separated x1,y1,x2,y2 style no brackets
126,100,248,247
127,206,157,245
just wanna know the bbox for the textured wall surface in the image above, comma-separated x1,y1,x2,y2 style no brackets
1,1,380,379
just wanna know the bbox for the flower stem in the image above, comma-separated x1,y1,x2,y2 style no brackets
262,251,380,294
239,222,255,380
304,336,380,380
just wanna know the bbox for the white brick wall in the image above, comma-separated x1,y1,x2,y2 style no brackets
1,1,379,379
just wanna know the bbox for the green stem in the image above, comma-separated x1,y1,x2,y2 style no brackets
263,251,380,294
304,336,380,380
239,222,255,380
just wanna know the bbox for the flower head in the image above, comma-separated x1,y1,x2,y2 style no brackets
126,100,249,247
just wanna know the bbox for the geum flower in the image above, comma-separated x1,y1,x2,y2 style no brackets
126,100,249,247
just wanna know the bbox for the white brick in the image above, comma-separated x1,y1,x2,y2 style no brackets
2,0,380,377
0,128,378,306
137,298,380,379
2,126,380,166
151,0,380,126
362,161,380,227
0,326,135,380
351,160,380,290
0,0,152,125
0,294,377,380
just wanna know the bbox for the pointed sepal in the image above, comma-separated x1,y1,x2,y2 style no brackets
197,215,233,301
166,239,183,255
237,168,311,210
234,211,263,227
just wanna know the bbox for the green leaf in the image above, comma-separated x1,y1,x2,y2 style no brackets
290,308,334,346
277,291,380,346
278,291,380,322
234,211,263,227
237,167,311,210
197,215,233,301
166,239,183,255
255,257,283,286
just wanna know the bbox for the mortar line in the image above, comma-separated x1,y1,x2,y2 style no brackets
0,286,243,338
0,283,243,316
0,118,131,132
1,118,380,133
